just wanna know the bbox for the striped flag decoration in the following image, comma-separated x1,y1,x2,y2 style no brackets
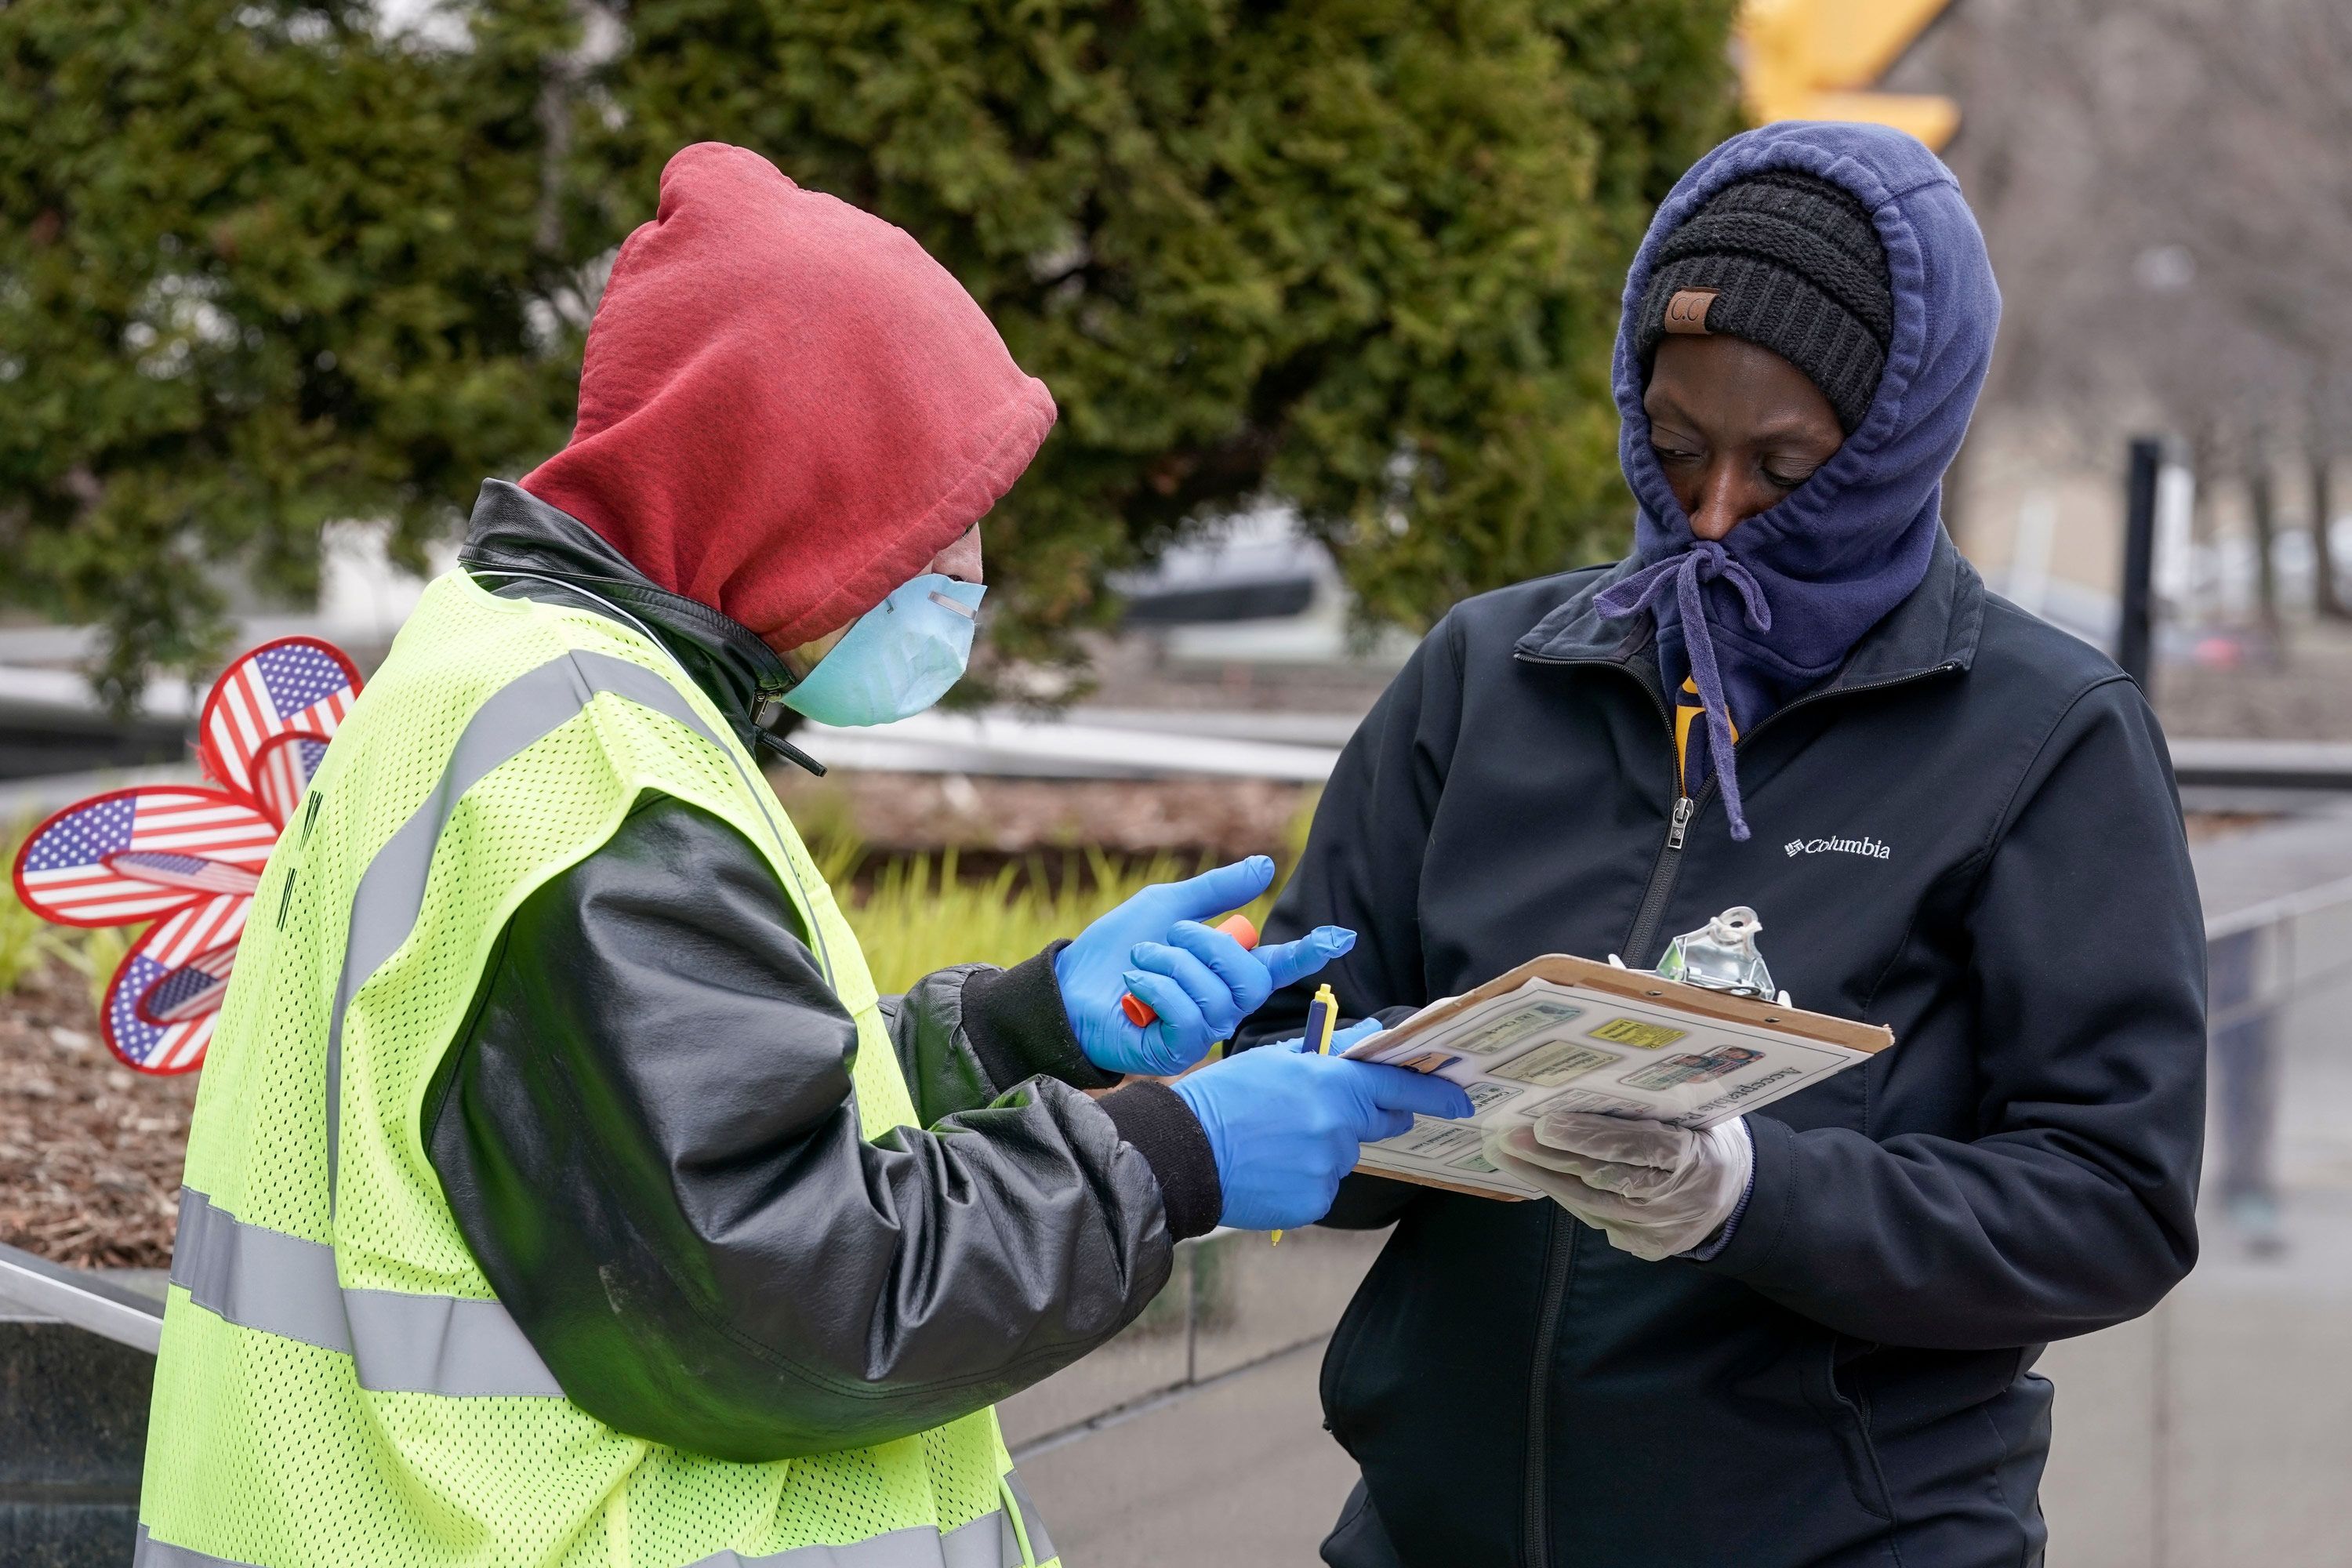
104,851,264,898
13,789,278,927
140,940,241,1026
250,731,332,831
10,634,365,1074
107,896,252,1073
198,637,361,800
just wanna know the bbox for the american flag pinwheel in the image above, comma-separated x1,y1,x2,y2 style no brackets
10,637,362,1074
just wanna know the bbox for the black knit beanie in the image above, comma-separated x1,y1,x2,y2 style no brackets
1634,170,1893,434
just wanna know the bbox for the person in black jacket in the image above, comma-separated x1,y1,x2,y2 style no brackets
1239,123,2205,1568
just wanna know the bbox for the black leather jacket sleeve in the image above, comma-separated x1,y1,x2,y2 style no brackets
880,946,1120,1127
423,793,1221,1462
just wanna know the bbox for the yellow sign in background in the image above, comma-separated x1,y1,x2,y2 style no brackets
1739,0,1960,150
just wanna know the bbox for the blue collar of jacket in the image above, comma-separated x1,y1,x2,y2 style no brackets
1515,527,1984,700
456,480,822,771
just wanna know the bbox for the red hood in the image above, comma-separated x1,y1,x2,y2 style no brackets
521,142,1055,649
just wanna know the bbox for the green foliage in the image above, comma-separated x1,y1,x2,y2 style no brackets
612,0,1743,663
809,785,1316,998
0,827,68,993
0,0,608,706
831,844,1276,998
0,900,56,996
0,0,1739,702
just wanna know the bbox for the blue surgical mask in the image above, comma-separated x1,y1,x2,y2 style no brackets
781,573,985,727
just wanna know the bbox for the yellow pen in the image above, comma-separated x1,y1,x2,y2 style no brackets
1272,983,1341,1247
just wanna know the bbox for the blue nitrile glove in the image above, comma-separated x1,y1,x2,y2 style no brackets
1055,855,1356,1076
1171,1021,1476,1231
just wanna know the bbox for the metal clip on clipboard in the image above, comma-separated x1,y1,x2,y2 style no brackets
1609,906,1793,1007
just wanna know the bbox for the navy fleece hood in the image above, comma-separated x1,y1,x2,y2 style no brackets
1598,122,2000,839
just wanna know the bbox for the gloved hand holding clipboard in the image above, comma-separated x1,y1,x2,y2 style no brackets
1338,952,1890,1200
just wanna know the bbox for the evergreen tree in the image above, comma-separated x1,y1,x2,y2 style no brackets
0,0,604,706
0,0,1739,702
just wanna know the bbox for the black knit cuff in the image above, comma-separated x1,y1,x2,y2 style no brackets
959,941,1120,1094
1098,1081,1223,1240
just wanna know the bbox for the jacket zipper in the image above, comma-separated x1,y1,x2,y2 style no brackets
1521,1211,1570,1567
1518,653,1961,968
1621,793,1693,966
1504,648,1957,1566
1516,661,1679,1566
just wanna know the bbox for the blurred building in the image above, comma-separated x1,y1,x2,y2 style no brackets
1888,0,2352,738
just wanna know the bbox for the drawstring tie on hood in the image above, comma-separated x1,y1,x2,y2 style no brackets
1595,541,1772,837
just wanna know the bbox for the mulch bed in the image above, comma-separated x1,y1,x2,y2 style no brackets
1,960,196,1269
770,771,1314,862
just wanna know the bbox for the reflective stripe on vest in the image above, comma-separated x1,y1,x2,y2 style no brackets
158,1185,1059,1563
324,649,835,1207
136,1487,1056,1568
169,1188,561,1397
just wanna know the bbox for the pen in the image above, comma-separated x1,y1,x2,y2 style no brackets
1272,982,1341,1247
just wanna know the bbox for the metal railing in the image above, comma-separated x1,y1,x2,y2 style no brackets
2202,873,2352,1236
0,1239,161,1352
2065,867,2352,1568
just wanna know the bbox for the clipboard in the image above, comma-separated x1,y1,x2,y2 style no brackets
1341,953,1893,1201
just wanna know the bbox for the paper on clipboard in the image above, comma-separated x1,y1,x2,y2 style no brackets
1341,953,1893,1200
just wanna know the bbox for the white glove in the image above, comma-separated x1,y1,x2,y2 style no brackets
1485,1112,1753,1262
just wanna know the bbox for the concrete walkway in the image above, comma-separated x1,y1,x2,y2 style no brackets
1022,1345,1357,1568
2039,1192,2352,1567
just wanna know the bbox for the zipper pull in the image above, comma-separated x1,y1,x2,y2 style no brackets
751,695,828,777
1668,796,1693,850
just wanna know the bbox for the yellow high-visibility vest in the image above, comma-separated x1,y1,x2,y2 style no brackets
139,570,1055,1568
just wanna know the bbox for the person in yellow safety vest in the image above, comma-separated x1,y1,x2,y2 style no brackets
134,140,1475,1568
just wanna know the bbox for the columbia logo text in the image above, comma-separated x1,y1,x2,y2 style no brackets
1784,834,1891,861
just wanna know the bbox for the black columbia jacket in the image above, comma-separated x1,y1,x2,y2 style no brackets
1240,535,2206,1568
423,481,1222,1461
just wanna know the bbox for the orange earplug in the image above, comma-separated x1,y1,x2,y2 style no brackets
1120,913,1261,1026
